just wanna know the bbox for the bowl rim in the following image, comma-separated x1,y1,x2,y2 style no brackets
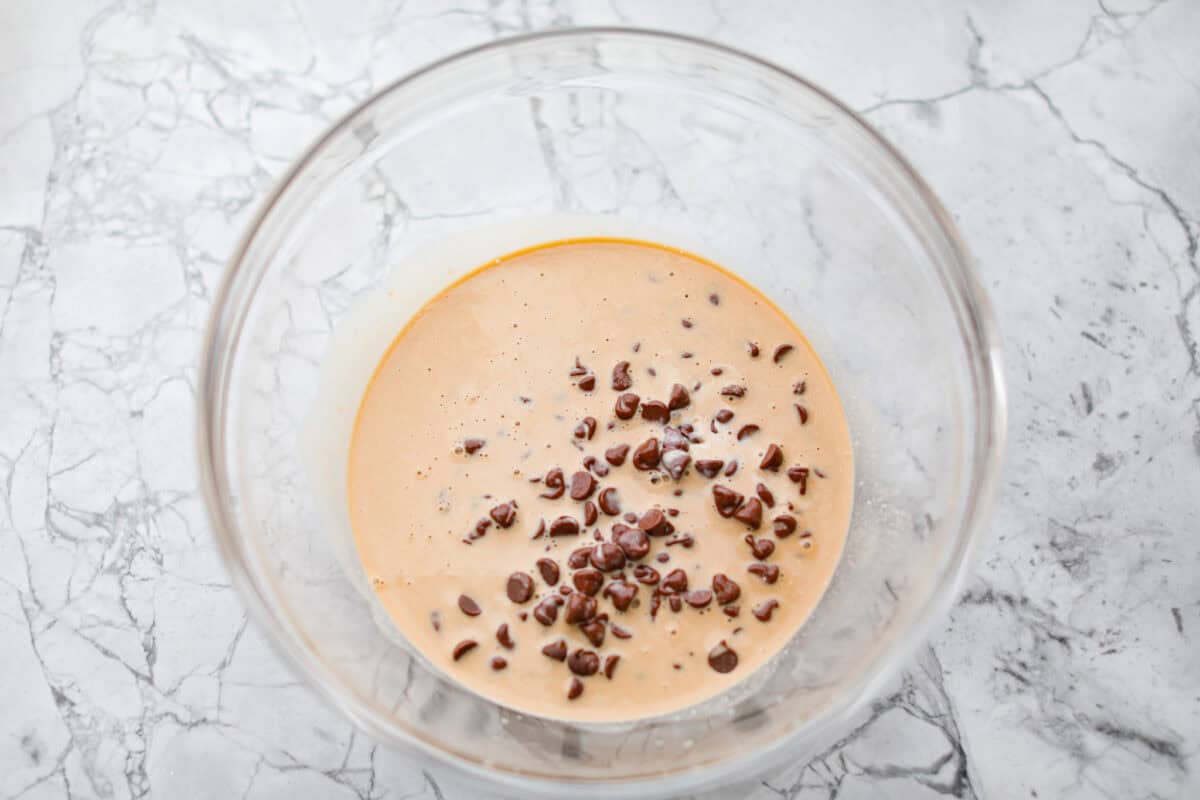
196,25,1007,798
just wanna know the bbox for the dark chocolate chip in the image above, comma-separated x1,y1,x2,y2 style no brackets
578,374,596,391
590,542,626,572
506,572,534,603
583,455,609,477
614,393,640,420
452,640,477,661
661,449,691,480
568,649,600,676
632,564,661,585
490,656,508,671
632,438,661,470
640,401,670,423
564,592,597,624
638,508,672,537
681,318,694,328
713,485,744,518
605,443,630,466
715,408,734,423
745,535,775,560
724,459,739,477
736,424,759,440
711,367,724,376
756,483,775,508
573,568,604,596
664,533,694,548
661,568,688,594
655,552,670,563
567,547,593,569
583,500,598,526
773,515,797,537
496,623,514,649
604,654,620,679
549,516,581,537
795,404,809,425
668,383,690,411
569,471,596,501
708,640,738,673
611,361,633,391
723,605,740,618
773,344,794,363
536,558,560,585
603,580,638,612
542,639,567,661
753,599,780,621
649,593,662,618
712,573,741,605
532,518,546,539
748,563,781,584
614,525,650,560
490,501,517,528
580,619,606,647
793,380,807,395
597,487,621,516
574,416,597,440
611,624,633,639
533,594,563,625
463,438,486,454
541,467,565,499
458,595,482,616
787,466,810,495
685,589,713,608
567,677,584,700
733,497,763,529
662,426,690,452
694,459,724,479
668,596,683,612
747,342,760,358
760,444,784,471
720,385,746,398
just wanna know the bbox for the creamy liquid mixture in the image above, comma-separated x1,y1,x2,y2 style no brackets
348,239,853,721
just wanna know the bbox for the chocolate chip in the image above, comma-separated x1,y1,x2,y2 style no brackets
655,552,670,563
632,438,661,470
760,444,784,471
574,416,597,440
496,623,514,649
564,592,597,624
536,558,560,585
649,593,662,618
681,318,694,328
430,611,441,632
542,638,567,661
583,455,609,477
605,443,630,466
756,483,775,508
559,584,574,595
614,525,650,559
603,654,620,679
661,449,691,480
533,594,563,625
748,563,781,584
665,532,694,548
531,518,546,539
633,564,660,585
567,677,584,699
668,383,690,410
603,580,638,611
712,573,741,604
549,516,581,537
715,409,734,423
713,485,744,518
583,500,598,526
736,424,759,440
787,466,809,495
611,624,633,639
661,568,688,594
468,518,491,541
578,374,596,391
597,487,621,516
773,344,794,363
746,535,775,560
707,640,738,673
568,649,600,676
569,471,596,501
668,596,683,612
567,547,593,569
638,508,672,537
662,426,690,452
573,568,604,596
795,404,809,424
684,589,713,608
506,572,534,603
720,385,746,399
541,467,565,499
614,393,640,420
612,361,633,391
753,599,780,621
490,501,517,528
452,640,477,661
688,459,723,481
463,438,486,454
590,542,626,572
793,380,807,395
723,605,740,617
733,497,763,529
773,515,797,537
580,619,607,647
641,401,670,423
709,292,720,306
747,341,760,357
458,595,481,616
490,656,507,671
724,459,739,477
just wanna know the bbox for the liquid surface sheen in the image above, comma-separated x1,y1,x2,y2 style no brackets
348,239,853,721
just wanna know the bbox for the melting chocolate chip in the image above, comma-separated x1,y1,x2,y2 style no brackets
614,525,650,559
747,342,760,358
662,426,690,452
720,385,746,398
713,485,744,518
795,404,809,425
638,508,672,537
736,424,760,441
541,467,565,499
633,564,661,585
614,393,640,420
506,572,534,603
694,459,724,479
597,487,621,516
590,542,626,572
773,515,797,537
632,438,661,470
549,516,581,537
533,595,563,625
458,595,481,616
649,593,663,618
708,640,738,673
773,344,794,363
715,409,735,424
567,677,584,700
745,535,775,560
583,455,609,477
684,589,713,608
759,444,784,471
564,592,597,624
542,638,567,661
569,471,597,501
724,459,739,477
661,568,688,594
605,443,630,466
611,624,633,639
723,605,740,618
463,438,486,454
712,573,741,605
567,547,593,569
733,497,763,529
753,599,780,621
668,383,690,410
580,619,607,647
661,449,691,480
452,640,477,661
536,558,560,585
490,501,517,528
568,649,600,676
756,483,775,508
603,654,620,679
665,533,695,548
668,596,683,612
611,361,633,391
573,568,604,596
793,380,807,395
748,563,781,584
574,416,597,440
787,466,810,495
641,401,670,423
491,656,508,671
603,580,638,611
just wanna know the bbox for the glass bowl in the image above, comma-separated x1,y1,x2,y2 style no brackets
197,28,1005,798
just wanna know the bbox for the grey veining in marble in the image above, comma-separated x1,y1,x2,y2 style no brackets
1,1,1197,798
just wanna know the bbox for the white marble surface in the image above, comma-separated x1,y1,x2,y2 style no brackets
2,1,1197,798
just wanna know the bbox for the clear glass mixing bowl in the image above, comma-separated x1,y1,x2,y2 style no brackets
198,28,1005,798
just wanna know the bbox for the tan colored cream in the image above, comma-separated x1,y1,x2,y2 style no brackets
348,239,853,722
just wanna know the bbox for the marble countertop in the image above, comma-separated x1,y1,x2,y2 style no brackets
2,0,1197,798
